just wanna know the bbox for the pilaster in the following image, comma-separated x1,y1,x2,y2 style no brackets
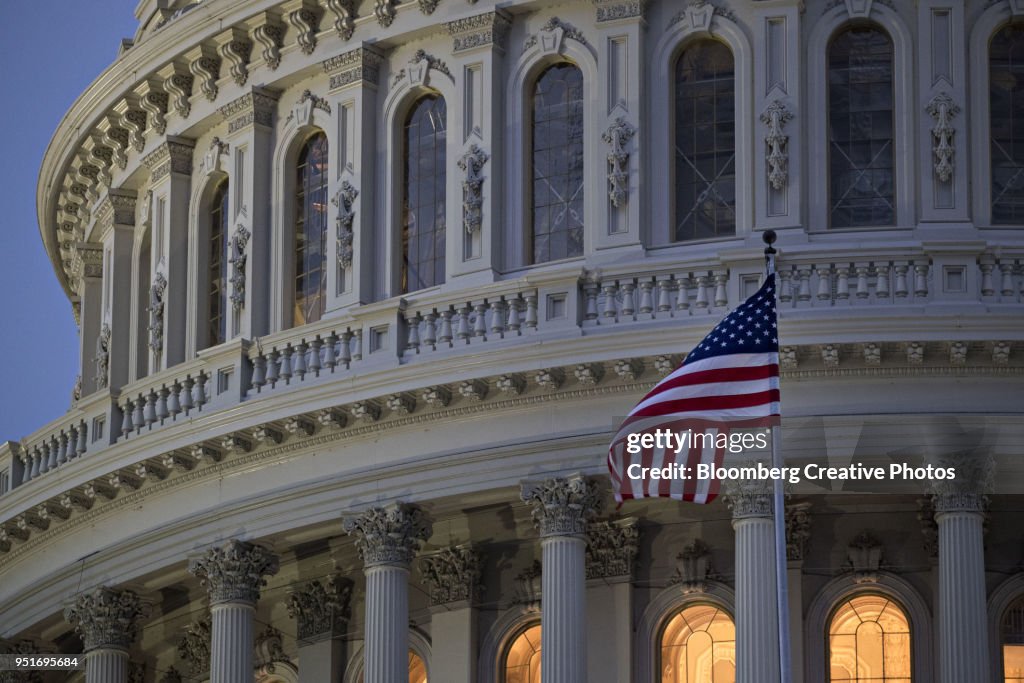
420,545,481,683
69,242,105,396
584,518,637,683
288,576,352,683
94,190,136,393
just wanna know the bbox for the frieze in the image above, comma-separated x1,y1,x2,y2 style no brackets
323,47,384,89
445,11,512,53
141,138,195,182
218,89,279,133
593,0,647,23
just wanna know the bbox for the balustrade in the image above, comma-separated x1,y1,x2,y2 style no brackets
117,371,212,439
16,397,108,486
247,323,363,396
402,288,539,357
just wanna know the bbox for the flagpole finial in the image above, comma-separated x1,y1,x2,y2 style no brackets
762,230,777,276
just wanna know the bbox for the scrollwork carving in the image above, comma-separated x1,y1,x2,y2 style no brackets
585,518,638,579
325,0,357,39
287,576,353,642
419,544,481,605
332,181,358,268
177,616,211,676
760,99,793,191
458,145,489,234
602,117,636,208
229,223,250,313
147,270,167,354
926,92,959,183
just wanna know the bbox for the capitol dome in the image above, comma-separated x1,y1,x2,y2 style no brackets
1,0,1023,682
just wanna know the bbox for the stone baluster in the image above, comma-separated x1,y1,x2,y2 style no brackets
893,264,910,298
816,266,832,302
713,271,729,307
931,453,994,683
77,422,89,457
507,299,522,333
180,378,195,411
323,334,338,370
835,266,850,301
583,280,599,320
156,388,170,421
168,384,182,416
143,393,157,426
438,311,454,344
339,332,353,365
32,446,44,477
64,587,149,683
47,437,59,471
278,347,293,382
423,313,438,348
638,280,655,315
521,474,603,683
473,303,488,337
351,331,363,360
251,354,267,388
524,295,538,329
620,282,636,317
657,279,673,312
57,432,69,466
694,275,710,309
132,398,145,430
189,540,279,683
293,342,308,379
343,503,432,683
195,374,209,405
265,352,280,386
795,267,812,303
490,300,506,336
875,264,891,299
676,276,692,311
777,268,793,303
308,339,323,375
21,451,32,483
724,478,781,683
1000,261,1015,297
854,264,870,299
979,259,995,296
456,306,471,340
601,281,618,319
407,315,421,353
120,402,133,437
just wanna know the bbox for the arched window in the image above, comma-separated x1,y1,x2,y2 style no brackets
294,132,329,327
207,180,229,347
359,651,427,683
402,95,447,293
990,24,1024,224
827,26,895,228
1002,596,1024,680
659,603,735,682
674,40,736,241
503,622,541,683
828,594,911,682
530,63,584,264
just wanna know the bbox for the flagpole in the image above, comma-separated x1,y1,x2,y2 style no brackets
764,229,792,683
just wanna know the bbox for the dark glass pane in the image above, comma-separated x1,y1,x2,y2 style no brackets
207,181,229,347
674,40,736,241
531,63,585,263
991,24,1024,224
294,132,329,326
402,95,447,293
828,26,895,228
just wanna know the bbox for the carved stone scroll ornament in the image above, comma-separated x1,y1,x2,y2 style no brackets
419,544,482,606
342,502,433,568
457,145,489,234
845,531,883,583
254,626,291,672
332,181,359,268
325,0,357,40
147,270,167,354
63,587,150,652
760,99,793,191
585,518,639,580
521,474,603,538
177,616,211,676
187,540,280,605
601,117,636,208
94,323,111,389
524,17,588,52
670,539,714,594
287,576,353,642
228,224,251,312
926,92,959,183
375,0,396,27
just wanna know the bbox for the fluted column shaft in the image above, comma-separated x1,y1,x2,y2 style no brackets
733,515,780,683
364,565,410,683
937,507,989,683
540,535,587,683
209,602,255,683
84,648,127,683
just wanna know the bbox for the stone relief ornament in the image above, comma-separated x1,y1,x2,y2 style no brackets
521,474,603,538
668,0,735,30
419,545,482,605
585,518,639,580
375,0,396,27
419,0,441,14
177,616,211,676
926,92,959,183
722,474,773,518
229,223,251,313
785,501,812,561
287,576,353,641
254,626,291,672
147,270,167,354
524,17,588,52
457,145,489,234
332,181,359,268
342,502,433,568
253,22,284,70
670,539,715,594
189,54,221,102
288,7,320,55
187,540,280,605
94,323,111,389
760,99,793,191
64,587,150,652
325,0,357,40
845,531,883,583
163,71,194,119
602,117,636,208
203,137,229,174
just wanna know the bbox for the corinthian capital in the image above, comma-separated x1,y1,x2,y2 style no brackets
723,475,774,520
188,540,279,605
419,544,482,606
342,502,432,569
520,473,603,538
63,587,150,652
286,576,353,643
929,452,995,515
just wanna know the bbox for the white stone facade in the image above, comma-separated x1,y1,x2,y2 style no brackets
2,0,1024,682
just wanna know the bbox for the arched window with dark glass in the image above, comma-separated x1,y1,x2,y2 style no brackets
1002,595,1024,680
294,132,329,327
828,594,911,682
674,40,736,241
402,95,447,293
531,62,584,264
207,180,229,347
828,26,895,228
990,24,1024,224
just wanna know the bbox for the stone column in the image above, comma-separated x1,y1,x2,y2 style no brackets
287,576,353,683
188,540,279,683
64,587,149,683
932,454,994,683
725,479,780,683
521,474,603,683
420,545,482,683
343,502,432,683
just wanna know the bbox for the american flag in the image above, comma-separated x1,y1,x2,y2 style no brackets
607,274,781,504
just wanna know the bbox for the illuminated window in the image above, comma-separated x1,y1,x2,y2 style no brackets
361,651,427,683
294,132,329,327
828,26,895,228
674,40,736,241
504,623,541,683
402,95,447,293
990,24,1024,224
206,180,229,347
530,63,584,264
1002,596,1024,681
659,604,735,682
828,594,911,682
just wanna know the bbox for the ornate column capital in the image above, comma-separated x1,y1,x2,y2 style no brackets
342,502,432,569
141,136,195,183
723,476,774,520
218,87,279,134
188,540,279,606
286,576,353,643
585,518,639,580
929,452,995,515
419,544,482,607
520,473,603,538
785,501,812,562
63,586,149,652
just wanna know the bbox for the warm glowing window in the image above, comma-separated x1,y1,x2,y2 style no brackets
674,40,736,241
827,26,895,228
828,594,911,682
1002,596,1024,681
294,132,329,327
530,63,584,264
401,95,447,293
659,604,735,682
207,180,229,347
504,623,541,683
361,651,426,683
990,24,1024,224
